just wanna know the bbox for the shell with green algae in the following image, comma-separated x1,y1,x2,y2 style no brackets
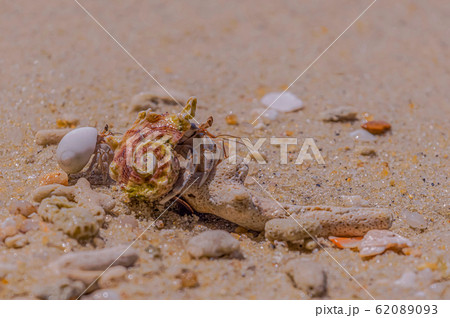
107,97,197,201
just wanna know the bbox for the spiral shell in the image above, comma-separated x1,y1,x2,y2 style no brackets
108,97,196,201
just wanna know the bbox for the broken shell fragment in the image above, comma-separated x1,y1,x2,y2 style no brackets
260,92,303,113
358,230,412,257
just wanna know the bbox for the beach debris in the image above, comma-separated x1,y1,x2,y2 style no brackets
400,209,427,230
56,114,80,128
285,259,327,297
49,246,138,272
0,216,22,241
329,236,363,249
361,120,391,135
358,230,412,257
39,170,68,186
356,145,377,156
4,233,28,248
181,157,286,231
225,113,238,125
176,269,199,288
8,200,37,217
260,92,304,113
341,195,369,207
320,106,357,122
32,178,115,240
349,129,376,142
265,206,393,242
35,128,72,146
56,127,114,178
187,230,240,258
130,88,188,112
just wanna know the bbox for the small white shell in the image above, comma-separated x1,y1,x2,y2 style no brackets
56,127,98,174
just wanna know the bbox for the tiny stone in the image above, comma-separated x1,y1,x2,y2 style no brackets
261,92,304,113
8,200,37,217
187,230,240,258
225,113,238,125
349,129,376,142
285,259,327,297
5,233,29,248
361,120,391,135
305,239,318,250
155,220,165,229
20,218,40,233
320,106,357,122
400,210,427,230
177,269,199,289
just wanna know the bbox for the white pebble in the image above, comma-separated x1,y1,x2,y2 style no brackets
349,129,376,142
401,210,427,230
187,230,240,258
261,92,303,113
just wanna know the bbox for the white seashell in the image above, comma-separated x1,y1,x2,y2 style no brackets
56,127,98,174
359,230,412,257
261,92,303,113
349,129,376,142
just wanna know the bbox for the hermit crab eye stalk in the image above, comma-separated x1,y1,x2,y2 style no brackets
56,127,99,174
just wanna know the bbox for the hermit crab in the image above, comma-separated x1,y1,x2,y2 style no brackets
56,97,224,203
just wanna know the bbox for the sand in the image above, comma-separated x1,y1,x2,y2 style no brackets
0,0,449,299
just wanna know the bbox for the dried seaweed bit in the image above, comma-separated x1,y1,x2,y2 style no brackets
32,178,115,241
359,230,412,257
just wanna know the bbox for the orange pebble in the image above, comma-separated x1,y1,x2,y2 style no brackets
39,171,68,186
225,114,238,125
361,120,391,135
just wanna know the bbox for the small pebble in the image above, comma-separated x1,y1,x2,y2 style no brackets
261,92,304,112
98,266,127,289
349,129,376,142
4,233,29,248
400,210,427,230
320,106,357,122
361,120,391,135
225,113,238,125
341,195,369,207
177,269,199,289
35,129,72,146
155,220,165,229
285,259,327,297
20,218,40,233
39,171,69,186
8,200,37,217
0,217,20,241
187,230,240,258
305,239,318,250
